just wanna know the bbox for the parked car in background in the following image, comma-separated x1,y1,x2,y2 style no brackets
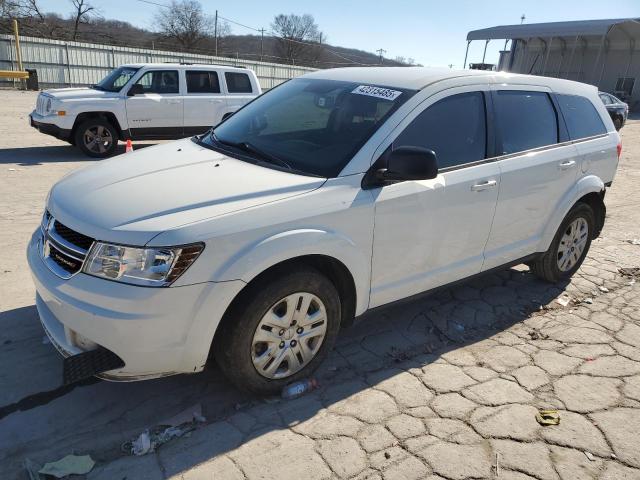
599,91,628,130
29,63,261,157
28,68,620,394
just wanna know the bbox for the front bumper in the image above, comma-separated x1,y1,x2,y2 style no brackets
27,230,245,381
29,112,72,142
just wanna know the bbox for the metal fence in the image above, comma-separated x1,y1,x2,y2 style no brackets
0,34,317,90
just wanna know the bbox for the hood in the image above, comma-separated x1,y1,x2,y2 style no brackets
48,138,326,246
44,87,120,101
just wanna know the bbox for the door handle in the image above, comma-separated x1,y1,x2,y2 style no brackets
559,160,577,170
471,180,497,191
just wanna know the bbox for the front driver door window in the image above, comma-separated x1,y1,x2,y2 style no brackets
125,70,183,138
369,88,501,308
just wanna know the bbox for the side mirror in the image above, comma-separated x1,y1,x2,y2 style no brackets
377,146,438,182
127,84,144,96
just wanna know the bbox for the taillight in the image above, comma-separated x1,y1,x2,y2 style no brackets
617,142,622,159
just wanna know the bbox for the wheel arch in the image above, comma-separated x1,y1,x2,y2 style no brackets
538,175,606,252
71,111,125,142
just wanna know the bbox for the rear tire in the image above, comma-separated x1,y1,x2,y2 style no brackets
613,117,623,131
74,119,118,158
530,203,595,283
214,266,341,395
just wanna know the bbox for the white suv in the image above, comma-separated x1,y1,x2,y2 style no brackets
29,63,261,157
27,67,620,394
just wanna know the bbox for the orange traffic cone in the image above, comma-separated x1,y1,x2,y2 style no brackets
125,139,133,153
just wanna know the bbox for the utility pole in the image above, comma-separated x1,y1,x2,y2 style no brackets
376,48,386,64
260,28,264,62
521,14,526,24
214,10,218,56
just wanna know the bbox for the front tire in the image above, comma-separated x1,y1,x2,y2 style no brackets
74,119,118,158
214,266,341,395
530,203,595,283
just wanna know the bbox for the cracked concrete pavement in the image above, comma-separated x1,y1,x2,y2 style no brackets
1,90,640,479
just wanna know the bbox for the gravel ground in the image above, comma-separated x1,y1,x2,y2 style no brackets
1,89,640,479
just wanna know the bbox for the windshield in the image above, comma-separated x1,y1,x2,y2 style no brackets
202,78,415,177
94,66,140,92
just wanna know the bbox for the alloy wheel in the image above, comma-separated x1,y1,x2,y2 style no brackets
83,125,113,154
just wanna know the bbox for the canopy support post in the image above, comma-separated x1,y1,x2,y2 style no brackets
463,40,471,69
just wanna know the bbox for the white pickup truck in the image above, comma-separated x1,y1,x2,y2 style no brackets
29,63,262,157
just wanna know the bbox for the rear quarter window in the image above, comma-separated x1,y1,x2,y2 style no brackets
558,94,607,139
225,72,253,93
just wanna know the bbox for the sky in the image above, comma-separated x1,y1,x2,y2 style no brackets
38,0,640,67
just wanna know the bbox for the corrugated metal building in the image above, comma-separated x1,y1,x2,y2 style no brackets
466,18,640,107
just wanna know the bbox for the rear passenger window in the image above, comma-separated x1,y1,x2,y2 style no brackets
394,92,487,170
494,91,558,155
558,94,607,140
225,72,253,93
186,71,220,93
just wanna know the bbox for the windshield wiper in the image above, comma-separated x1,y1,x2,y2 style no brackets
214,135,292,170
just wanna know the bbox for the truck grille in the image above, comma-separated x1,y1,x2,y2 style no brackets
36,94,48,116
40,212,95,279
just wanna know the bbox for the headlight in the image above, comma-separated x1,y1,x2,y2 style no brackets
83,242,204,287
45,98,52,113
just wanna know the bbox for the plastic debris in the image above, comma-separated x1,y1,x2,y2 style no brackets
598,286,609,293
626,238,640,245
556,296,570,307
583,298,594,304
282,378,318,400
38,454,95,478
131,431,152,456
536,409,560,426
124,404,204,456
128,424,192,456
611,453,618,460
584,451,595,462
125,139,134,153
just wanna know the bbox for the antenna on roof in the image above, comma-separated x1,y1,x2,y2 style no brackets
521,14,526,24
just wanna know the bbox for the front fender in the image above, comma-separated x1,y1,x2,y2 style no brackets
214,228,371,315
538,175,605,252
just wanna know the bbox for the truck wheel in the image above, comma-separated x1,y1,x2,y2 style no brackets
530,203,595,283
214,266,341,395
74,119,118,158
613,117,623,131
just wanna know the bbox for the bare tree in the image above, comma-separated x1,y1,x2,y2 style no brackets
69,0,96,41
1,0,21,17
271,13,322,63
153,0,212,50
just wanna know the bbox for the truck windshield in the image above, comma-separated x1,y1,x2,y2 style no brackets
201,78,415,177
93,67,140,92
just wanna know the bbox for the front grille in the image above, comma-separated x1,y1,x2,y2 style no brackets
52,221,94,251
49,243,84,274
40,213,95,279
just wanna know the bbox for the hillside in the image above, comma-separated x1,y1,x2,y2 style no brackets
0,15,408,68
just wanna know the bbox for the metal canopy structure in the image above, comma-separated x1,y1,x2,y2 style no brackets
462,18,640,106
467,18,640,41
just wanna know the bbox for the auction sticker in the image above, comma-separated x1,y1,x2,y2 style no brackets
352,85,402,101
